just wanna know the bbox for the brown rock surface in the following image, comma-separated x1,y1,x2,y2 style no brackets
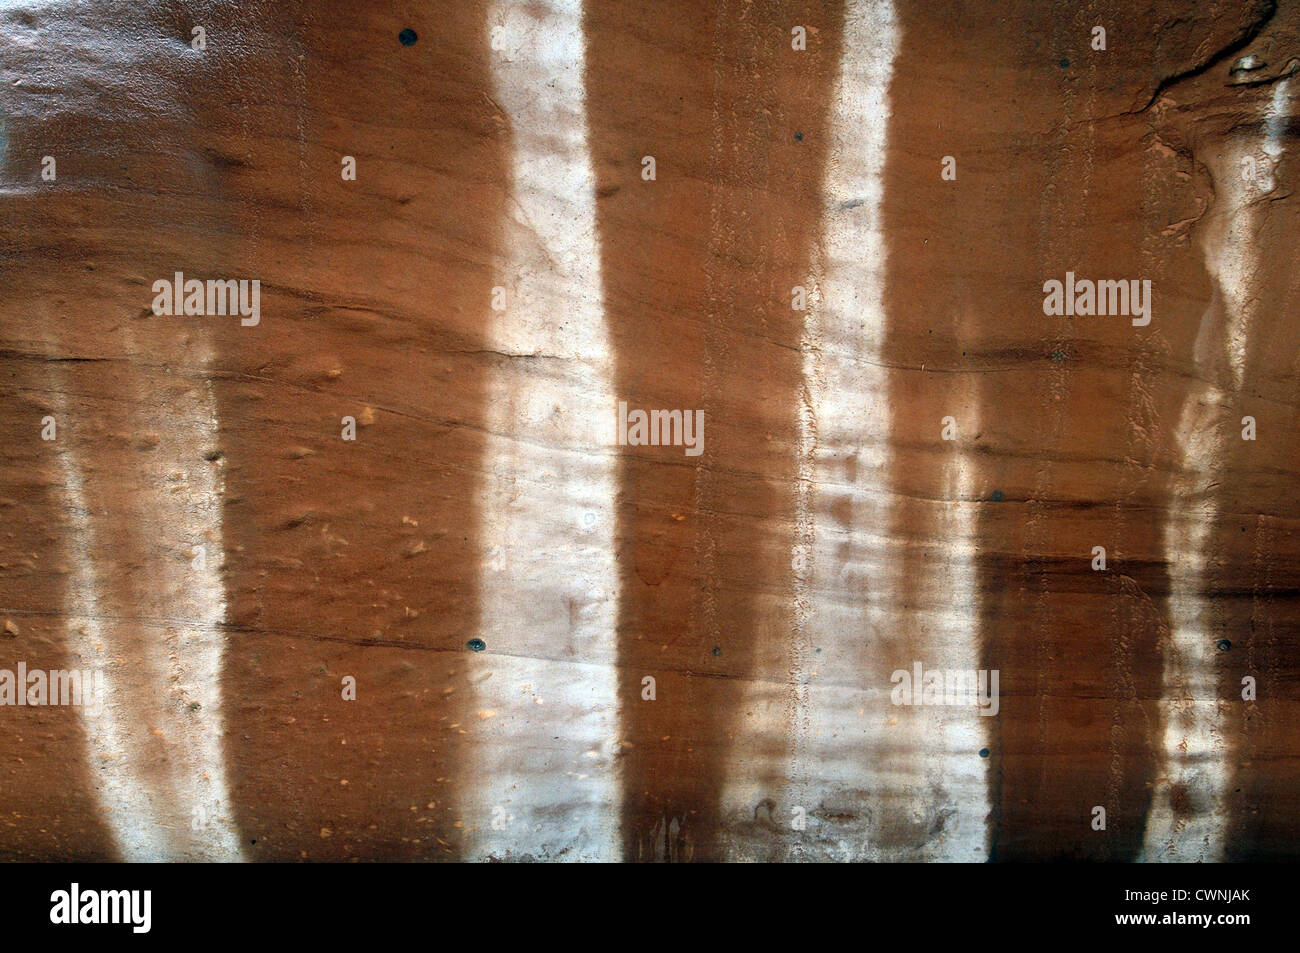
0,0,1296,861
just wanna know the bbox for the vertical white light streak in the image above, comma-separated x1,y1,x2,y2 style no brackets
467,0,621,861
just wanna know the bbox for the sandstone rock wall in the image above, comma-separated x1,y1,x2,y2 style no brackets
0,0,1296,861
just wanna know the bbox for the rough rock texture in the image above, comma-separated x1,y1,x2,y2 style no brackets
0,0,1296,861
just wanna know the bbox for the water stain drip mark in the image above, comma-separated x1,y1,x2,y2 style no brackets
470,0,620,862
